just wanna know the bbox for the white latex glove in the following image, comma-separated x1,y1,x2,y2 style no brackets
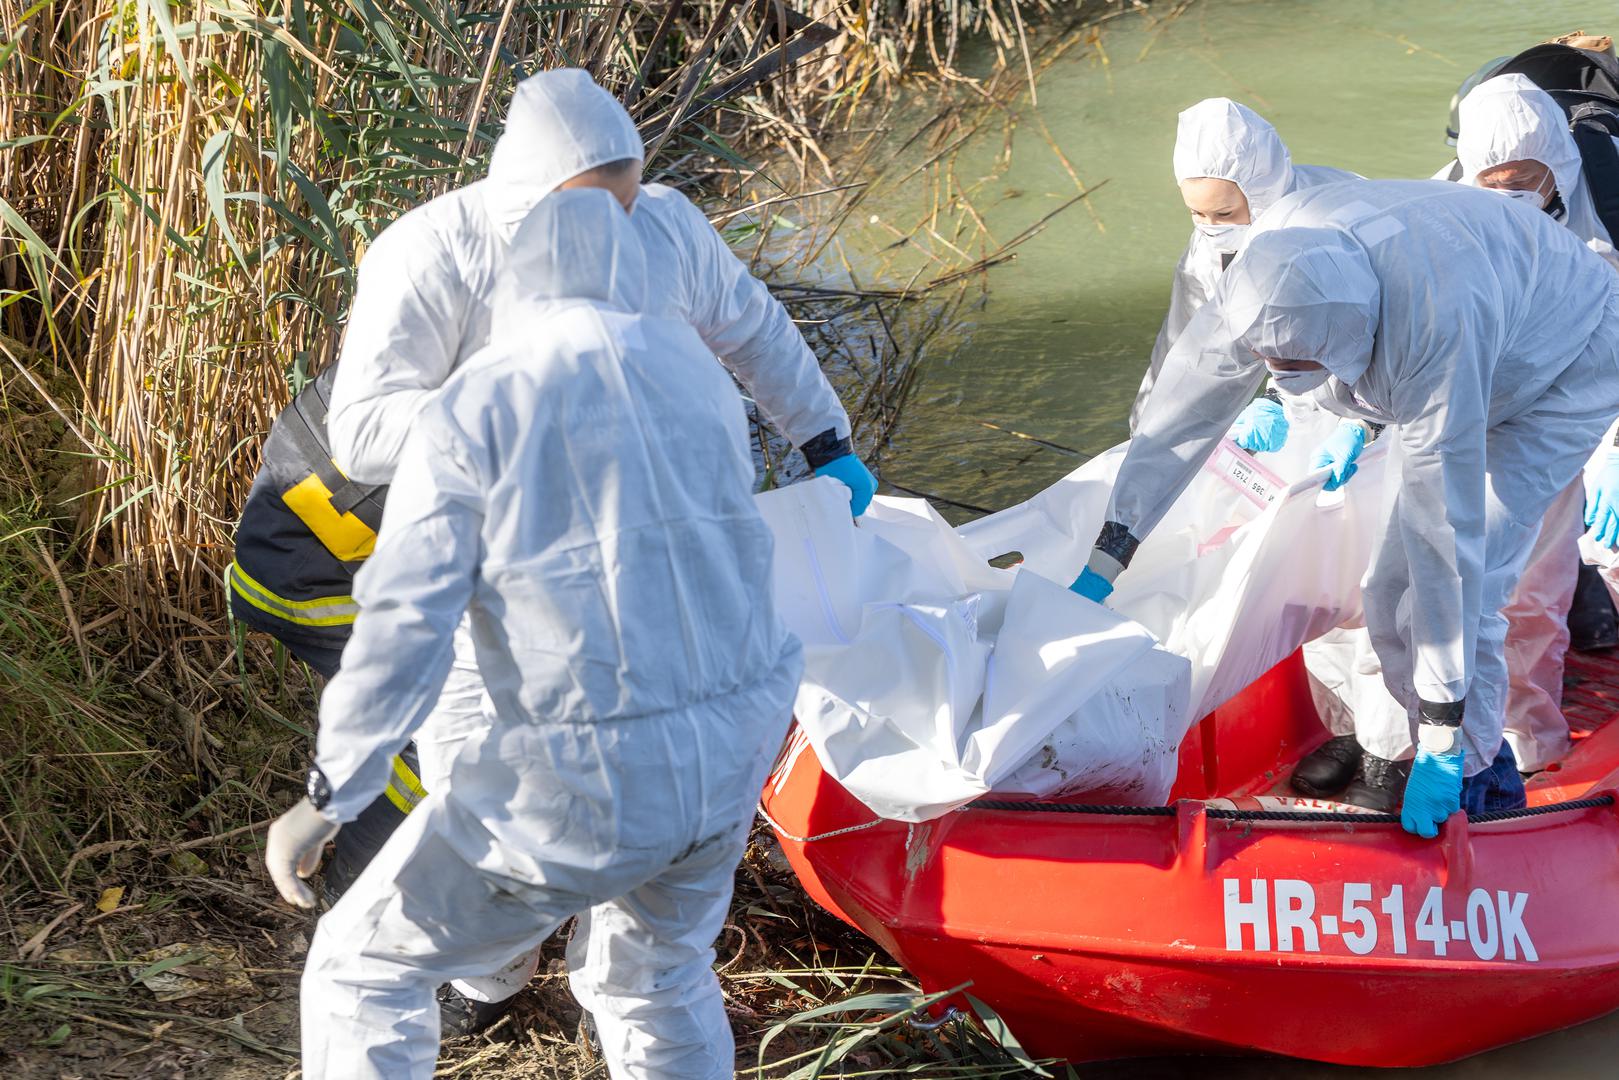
265,798,340,909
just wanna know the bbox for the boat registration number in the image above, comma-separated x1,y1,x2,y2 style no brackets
1221,878,1537,962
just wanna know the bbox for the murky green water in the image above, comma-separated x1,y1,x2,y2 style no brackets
816,0,1619,1072
824,0,1616,524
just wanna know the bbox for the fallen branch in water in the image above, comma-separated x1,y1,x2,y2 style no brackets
879,480,999,517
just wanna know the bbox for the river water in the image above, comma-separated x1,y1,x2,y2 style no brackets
821,0,1615,522
803,0,1619,1073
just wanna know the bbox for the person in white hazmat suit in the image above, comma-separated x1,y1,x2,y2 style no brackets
1132,98,1359,441
302,68,871,1017
1070,178,1619,838
1136,99,1385,805
1461,74,1619,666
265,187,803,1079
1298,73,1619,800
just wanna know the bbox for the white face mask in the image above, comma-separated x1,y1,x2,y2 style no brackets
1487,173,1553,210
1266,364,1331,395
1196,220,1248,251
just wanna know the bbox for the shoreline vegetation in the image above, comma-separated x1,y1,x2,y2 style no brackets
1,1,1191,1074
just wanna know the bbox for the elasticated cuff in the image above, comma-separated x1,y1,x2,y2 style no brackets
800,428,853,470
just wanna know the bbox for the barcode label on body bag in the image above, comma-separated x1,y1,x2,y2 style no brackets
1204,439,1285,510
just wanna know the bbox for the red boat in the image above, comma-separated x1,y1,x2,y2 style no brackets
759,648,1619,1066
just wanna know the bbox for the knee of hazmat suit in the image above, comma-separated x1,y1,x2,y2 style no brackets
1456,72,1619,270
1133,97,1360,430
327,66,851,488
1087,178,1619,775
300,188,803,1076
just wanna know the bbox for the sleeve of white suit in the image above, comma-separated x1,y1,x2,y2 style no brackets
313,414,485,823
1381,344,1490,705
1130,240,1212,432
327,218,470,485
672,194,851,448
1109,300,1267,540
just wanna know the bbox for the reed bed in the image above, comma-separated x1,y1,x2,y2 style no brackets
1,0,1071,659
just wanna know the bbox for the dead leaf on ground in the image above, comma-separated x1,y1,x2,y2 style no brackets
129,943,257,1002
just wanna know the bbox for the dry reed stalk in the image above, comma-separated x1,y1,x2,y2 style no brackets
1,0,1136,689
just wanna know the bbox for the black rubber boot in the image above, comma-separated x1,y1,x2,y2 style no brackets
1569,562,1619,652
1290,735,1363,798
320,742,421,902
437,983,517,1038
1340,753,1411,814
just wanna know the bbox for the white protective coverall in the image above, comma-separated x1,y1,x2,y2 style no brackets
1130,98,1359,429
1112,179,1619,777
324,69,847,1000
301,188,803,1080
1312,75,1619,772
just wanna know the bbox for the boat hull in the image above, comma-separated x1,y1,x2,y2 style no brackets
760,651,1619,1065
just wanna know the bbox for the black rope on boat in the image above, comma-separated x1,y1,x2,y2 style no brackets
1466,794,1614,823
1203,808,1398,824
968,794,1614,823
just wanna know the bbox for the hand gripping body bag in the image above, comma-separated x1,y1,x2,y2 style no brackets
755,478,1191,822
958,405,1389,721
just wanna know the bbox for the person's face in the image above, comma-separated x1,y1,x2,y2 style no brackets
1255,354,1330,395
1180,176,1251,226
1475,158,1554,208
557,162,642,213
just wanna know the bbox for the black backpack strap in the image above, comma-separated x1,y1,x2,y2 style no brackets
271,370,387,528
1570,105,1619,244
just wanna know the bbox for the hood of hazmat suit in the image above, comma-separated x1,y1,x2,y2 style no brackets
504,185,648,313
1110,178,1619,768
327,68,848,485
314,187,802,823
1173,98,1297,218
1131,99,1361,429
483,68,646,240
1457,73,1619,269
1223,227,1381,385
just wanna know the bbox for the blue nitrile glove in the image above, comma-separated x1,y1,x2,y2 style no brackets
1228,397,1289,453
1586,452,1619,548
1070,567,1114,602
1310,420,1368,492
816,454,877,517
1400,724,1465,839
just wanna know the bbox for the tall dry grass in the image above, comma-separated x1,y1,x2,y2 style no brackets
0,0,1062,666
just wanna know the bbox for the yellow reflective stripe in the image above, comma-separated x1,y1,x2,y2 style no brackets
383,754,428,814
281,469,377,562
227,561,359,628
